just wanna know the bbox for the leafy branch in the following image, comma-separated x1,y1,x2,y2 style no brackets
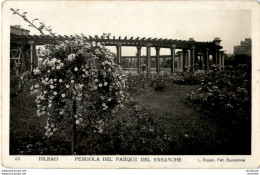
10,8,59,48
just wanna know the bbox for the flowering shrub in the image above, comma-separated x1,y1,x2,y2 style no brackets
185,64,251,121
30,38,127,137
126,72,206,92
169,73,205,85
150,74,169,91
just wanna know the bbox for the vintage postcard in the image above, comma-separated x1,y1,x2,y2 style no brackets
1,0,260,169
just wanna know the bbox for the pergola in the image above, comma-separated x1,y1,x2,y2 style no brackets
11,33,224,74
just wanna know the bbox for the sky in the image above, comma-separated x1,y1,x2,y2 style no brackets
4,1,252,55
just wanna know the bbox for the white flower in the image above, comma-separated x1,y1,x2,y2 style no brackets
44,91,47,94
50,85,54,89
45,78,49,81
62,94,66,98
30,86,34,91
60,63,64,67
95,79,98,83
68,54,76,61
75,120,80,125
74,67,78,71
49,132,53,136
94,86,97,90
54,79,57,82
66,85,70,88
59,79,63,83
102,62,105,66
99,83,102,87
59,111,64,115
108,98,112,101
35,68,41,75
71,80,75,83
56,66,61,70
108,68,111,72
47,70,50,73
53,91,57,95
104,82,108,86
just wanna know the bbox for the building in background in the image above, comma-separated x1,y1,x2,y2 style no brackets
233,38,251,56
11,25,30,35
10,25,31,75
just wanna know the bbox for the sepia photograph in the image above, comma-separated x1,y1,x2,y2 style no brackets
1,0,260,169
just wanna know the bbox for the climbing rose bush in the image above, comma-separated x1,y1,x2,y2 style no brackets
30,37,127,137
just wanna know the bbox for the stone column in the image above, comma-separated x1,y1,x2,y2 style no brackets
190,46,195,72
116,43,122,65
187,51,190,69
220,51,224,69
177,54,179,71
155,47,160,73
182,49,187,71
28,41,36,72
178,52,183,72
136,46,141,73
219,51,222,68
197,53,202,70
146,43,151,75
170,44,176,74
204,48,209,72
215,49,219,65
201,55,204,70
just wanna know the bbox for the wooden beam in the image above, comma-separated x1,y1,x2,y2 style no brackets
64,35,70,39
58,35,65,39
162,39,167,42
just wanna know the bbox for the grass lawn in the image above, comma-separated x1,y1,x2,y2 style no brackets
10,84,251,155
